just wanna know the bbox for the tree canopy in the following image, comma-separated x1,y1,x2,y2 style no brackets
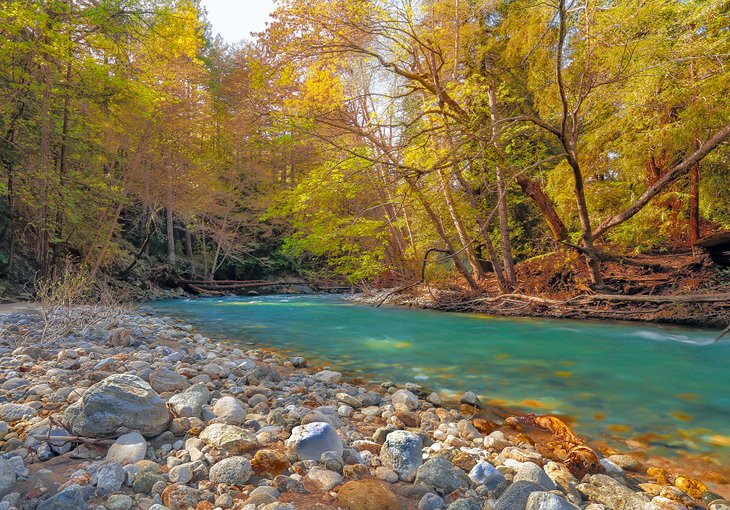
1,0,728,294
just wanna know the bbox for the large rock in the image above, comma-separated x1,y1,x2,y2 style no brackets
199,423,259,454
493,481,545,510
148,367,189,393
209,456,252,485
286,422,343,461
577,474,650,510
380,430,423,482
338,479,405,510
414,456,470,496
63,374,169,438
106,432,147,465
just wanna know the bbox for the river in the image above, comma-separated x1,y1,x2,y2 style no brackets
146,295,729,465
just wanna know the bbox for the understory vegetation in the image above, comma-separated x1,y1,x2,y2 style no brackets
1,0,729,298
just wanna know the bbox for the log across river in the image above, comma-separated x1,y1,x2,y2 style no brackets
147,295,730,464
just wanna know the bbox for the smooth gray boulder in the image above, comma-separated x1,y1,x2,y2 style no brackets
63,374,169,438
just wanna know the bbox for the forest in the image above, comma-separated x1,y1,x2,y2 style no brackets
1,0,729,305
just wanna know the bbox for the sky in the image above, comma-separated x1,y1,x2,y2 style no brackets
202,0,276,43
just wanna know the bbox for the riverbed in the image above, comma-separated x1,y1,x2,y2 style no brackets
147,295,730,465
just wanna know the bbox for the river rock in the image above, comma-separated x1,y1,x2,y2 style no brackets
577,474,650,510
199,423,259,454
251,449,290,477
419,493,445,510
213,396,246,424
493,481,545,510
526,492,581,510
63,374,169,437
97,462,126,496
36,484,85,510
0,403,37,422
414,456,470,495
459,391,481,407
106,431,147,465
469,460,505,488
306,468,343,490
314,370,342,384
391,389,419,411
0,457,18,493
380,430,423,482
162,484,200,510
513,462,557,490
338,479,405,510
447,499,481,510
108,328,132,347
148,367,189,393
286,422,343,461
209,456,252,485
107,494,134,510
167,390,207,418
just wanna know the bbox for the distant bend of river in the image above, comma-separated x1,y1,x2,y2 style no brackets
146,295,730,464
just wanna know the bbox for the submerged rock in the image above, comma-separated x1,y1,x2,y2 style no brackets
63,374,169,437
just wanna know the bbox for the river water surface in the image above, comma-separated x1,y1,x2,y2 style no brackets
147,295,729,464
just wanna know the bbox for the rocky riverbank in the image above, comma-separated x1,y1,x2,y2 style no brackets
0,308,728,510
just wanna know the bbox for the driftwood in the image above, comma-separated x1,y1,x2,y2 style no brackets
33,434,114,446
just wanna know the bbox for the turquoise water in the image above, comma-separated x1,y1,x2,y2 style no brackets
147,295,729,462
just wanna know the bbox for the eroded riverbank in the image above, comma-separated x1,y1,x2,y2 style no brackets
0,306,727,510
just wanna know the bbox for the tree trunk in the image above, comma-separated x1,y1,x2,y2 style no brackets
515,175,569,242
437,167,485,279
183,223,195,276
37,69,53,277
408,178,479,290
166,207,176,265
53,59,73,269
593,121,730,238
455,172,510,293
689,162,700,244
487,85,517,288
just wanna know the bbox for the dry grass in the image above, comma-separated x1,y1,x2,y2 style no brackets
12,260,134,347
